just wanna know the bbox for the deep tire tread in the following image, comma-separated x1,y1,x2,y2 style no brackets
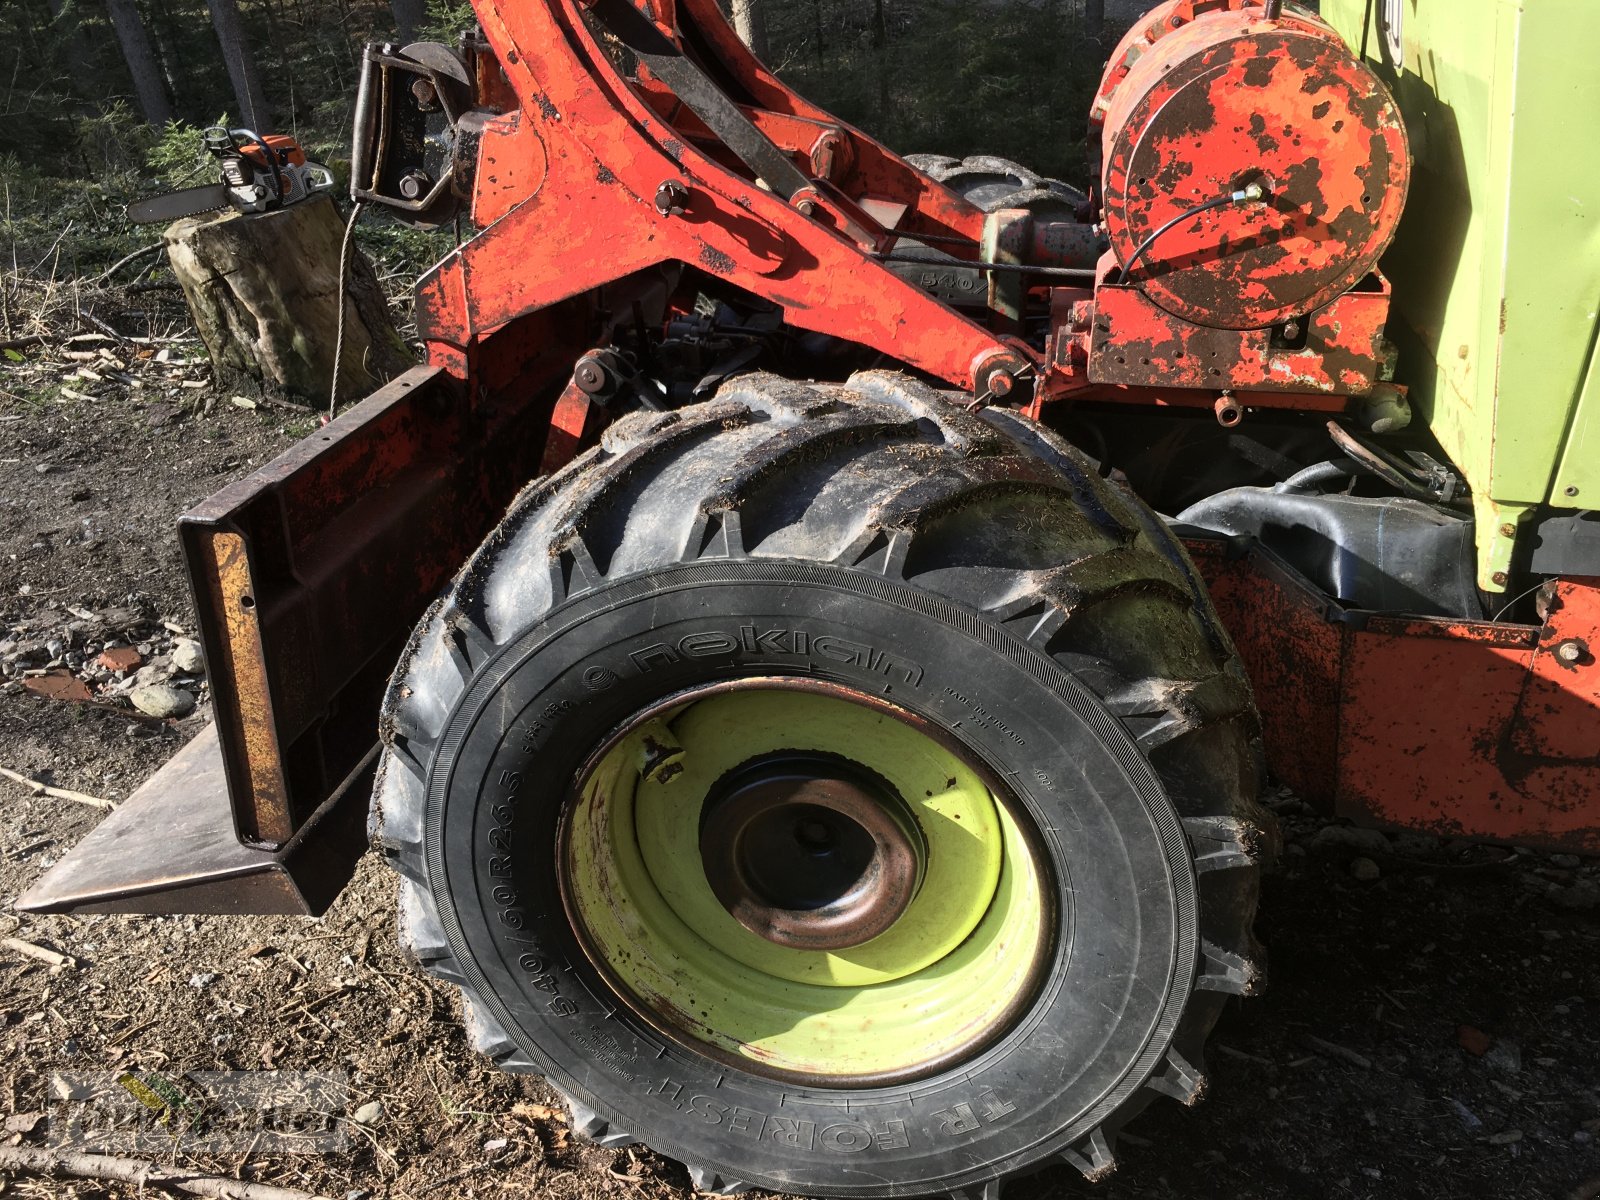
371,368,1271,1197
1058,1126,1116,1182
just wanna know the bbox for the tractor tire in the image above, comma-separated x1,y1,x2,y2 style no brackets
907,153,1087,218
370,371,1272,1198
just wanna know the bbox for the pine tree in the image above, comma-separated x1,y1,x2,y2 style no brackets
207,0,272,130
106,0,174,126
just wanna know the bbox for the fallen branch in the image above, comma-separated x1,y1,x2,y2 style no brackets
1303,1034,1373,1070
0,335,45,352
0,1146,330,1200
81,311,130,343
0,765,116,810
231,393,314,414
1,935,76,969
90,243,165,285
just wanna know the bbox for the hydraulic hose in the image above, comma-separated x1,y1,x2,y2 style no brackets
1122,183,1268,280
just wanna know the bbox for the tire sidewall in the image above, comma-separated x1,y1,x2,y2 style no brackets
426,560,1196,1196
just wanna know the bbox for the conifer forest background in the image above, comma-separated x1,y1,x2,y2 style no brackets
0,0,1128,290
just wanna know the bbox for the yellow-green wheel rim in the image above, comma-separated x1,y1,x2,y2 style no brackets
560,681,1051,1084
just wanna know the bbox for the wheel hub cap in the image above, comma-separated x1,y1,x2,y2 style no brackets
700,754,925,951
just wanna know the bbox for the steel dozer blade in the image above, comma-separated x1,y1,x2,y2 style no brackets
15,724,372,916
17,308,588,914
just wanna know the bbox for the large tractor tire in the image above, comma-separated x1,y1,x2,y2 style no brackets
370,371,1271,1198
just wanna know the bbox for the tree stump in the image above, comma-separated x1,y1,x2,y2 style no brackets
164,197,411,405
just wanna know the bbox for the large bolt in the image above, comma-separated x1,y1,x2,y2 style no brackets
655,180,691,217
1554,639,1587,665
398,169,432,200
967,350,1030,411
574,358,607,393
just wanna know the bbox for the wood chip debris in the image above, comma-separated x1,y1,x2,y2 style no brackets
511,1102,566,1123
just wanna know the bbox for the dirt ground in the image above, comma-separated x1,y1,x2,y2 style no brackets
3,366,1599,1200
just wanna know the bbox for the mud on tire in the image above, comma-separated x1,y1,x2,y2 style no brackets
370,371,1273,1198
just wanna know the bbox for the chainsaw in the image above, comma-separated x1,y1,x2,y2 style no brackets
127,126,336,224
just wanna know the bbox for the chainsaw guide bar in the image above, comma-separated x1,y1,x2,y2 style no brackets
126,184,232,225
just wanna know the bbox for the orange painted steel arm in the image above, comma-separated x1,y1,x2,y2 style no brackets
420,0,1026,392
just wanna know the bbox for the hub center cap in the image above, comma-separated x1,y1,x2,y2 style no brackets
700,756,924,951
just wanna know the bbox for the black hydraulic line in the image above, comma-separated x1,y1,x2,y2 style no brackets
874,251,1096,282
1275,458,1364,494
1323,421,1440,502
1122,183,1267,280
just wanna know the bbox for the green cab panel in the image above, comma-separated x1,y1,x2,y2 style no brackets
1323,0,1600,588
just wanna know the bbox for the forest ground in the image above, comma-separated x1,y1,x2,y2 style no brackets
2,318,1599,1200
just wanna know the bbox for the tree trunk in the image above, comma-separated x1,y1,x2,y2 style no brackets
105,0,174,127
870,0,890,133
163,198,412,406
1084,0,1105,47
206,0,272,130
731,0,768,60
390,0,426,43
148,0,193,122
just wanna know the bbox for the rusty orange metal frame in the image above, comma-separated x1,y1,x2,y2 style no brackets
1188,536,1600,851
416,0,1033,395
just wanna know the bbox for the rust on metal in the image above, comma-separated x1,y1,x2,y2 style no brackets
1189,536,1600,851
179,359,566,847
190,527,291,843
413,0,1033,394
1094,0,1409,330
699,756,924,951
1084,271,1393,393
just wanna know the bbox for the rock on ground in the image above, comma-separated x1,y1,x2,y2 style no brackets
129,682,196,719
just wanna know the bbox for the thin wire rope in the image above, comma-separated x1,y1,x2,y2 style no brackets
329,200,366,420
